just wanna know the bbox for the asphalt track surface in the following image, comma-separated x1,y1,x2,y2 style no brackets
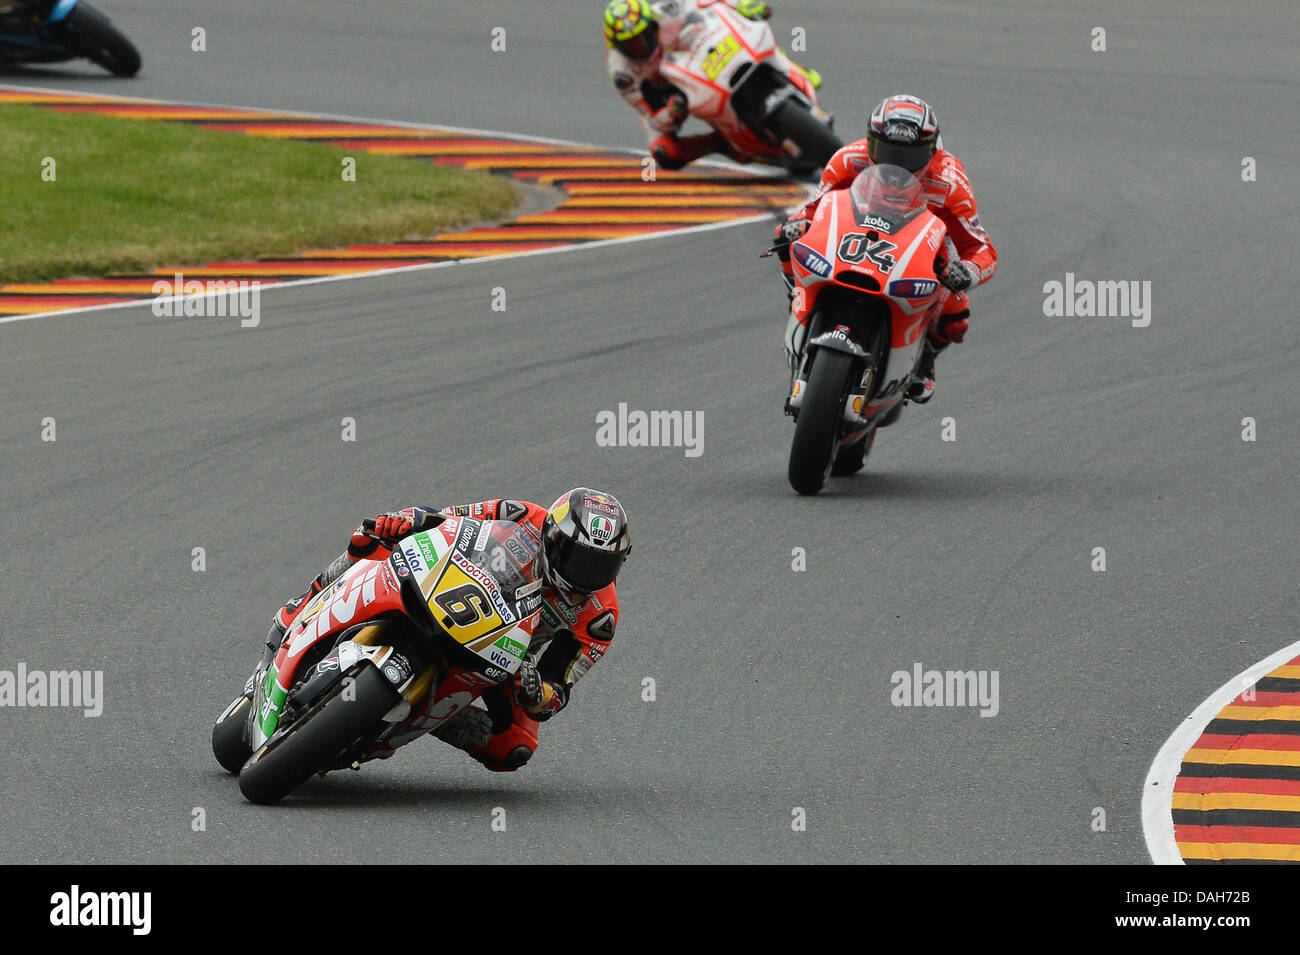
1,1,1297,864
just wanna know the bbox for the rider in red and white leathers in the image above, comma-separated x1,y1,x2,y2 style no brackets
269,490,630,772
604,0,820,170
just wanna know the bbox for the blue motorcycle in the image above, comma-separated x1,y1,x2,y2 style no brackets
0,1,139,76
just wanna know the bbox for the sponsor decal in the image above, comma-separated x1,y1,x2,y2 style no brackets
539,602,566,630
504,536,532,565
499,500,529,523
455,522,477,554
589,515,616,544
888,278,940,298
451,551,516,623
792,242,832,278
483,665,508,681
404,546,425,575
858,213,895,233
416,533,438,568
583,497,621,518
315,656,339,674
588,609,617,642
565,654,594,683
382,651,412,686
488,649,516,670
391,549,411,578
494,635,528,659
548,593,581,626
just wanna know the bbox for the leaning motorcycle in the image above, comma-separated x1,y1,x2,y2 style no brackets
211,517,544,804
0,0,140,76
775,164,955,495
658,2,840,174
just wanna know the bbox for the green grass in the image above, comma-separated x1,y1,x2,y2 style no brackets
0,104,521,282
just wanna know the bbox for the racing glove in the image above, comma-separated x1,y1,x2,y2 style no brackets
649,93,689,133
939,260,979,293
347,513,413,559
734,0,772,20
776,217,811,245
515,661,566,719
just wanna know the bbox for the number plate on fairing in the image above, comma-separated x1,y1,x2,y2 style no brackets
398,522,538,674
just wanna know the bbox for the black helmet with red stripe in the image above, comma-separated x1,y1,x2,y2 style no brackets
867,94,940,174
541,489,631,596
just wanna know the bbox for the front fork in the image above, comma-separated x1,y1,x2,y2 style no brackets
784,311,876,431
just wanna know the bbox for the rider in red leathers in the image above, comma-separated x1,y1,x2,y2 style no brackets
776,94,998,402
269,489,630,772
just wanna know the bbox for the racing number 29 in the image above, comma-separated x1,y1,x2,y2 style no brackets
701,35,740,81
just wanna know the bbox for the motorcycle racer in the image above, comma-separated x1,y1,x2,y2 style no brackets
604,0,823,170
775,94,998,403
268,489,631,772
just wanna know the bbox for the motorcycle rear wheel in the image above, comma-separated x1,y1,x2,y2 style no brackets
768,100,841,171
52,2,140,76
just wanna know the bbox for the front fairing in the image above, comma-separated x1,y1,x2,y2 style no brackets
402,517,543,680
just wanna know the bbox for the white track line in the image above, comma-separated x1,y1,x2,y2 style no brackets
1141,638,1300,864
0,84,810,327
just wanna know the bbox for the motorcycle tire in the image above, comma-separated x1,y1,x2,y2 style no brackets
768,99,841,170
211,693,255,774
53,2,140,77
238,663,400,804
788,348,854,495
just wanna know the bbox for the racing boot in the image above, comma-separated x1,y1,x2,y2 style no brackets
268,552,352,641
651,132,729,172
906,338,945,405
431,707,496,751
780,50,822,92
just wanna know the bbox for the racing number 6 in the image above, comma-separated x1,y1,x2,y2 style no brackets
433,583,491,627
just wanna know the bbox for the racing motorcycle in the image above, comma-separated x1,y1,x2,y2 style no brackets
0,1,139,76
659,1,839,174
773,164,955,495
211,517,545,803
